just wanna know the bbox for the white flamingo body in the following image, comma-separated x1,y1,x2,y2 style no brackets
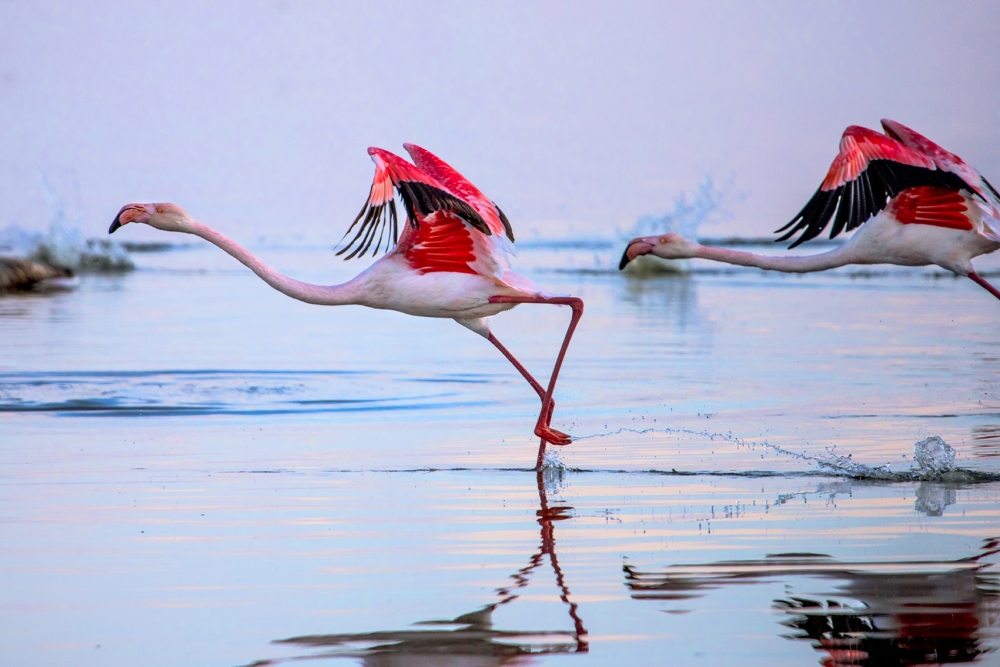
842,202,999,273
111,144,583,469
621,119,1000,301
347,257,520,329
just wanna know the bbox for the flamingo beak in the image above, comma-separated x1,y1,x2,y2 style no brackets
109,205,145,234
619,239,655,270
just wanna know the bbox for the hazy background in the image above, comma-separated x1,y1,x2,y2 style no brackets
2,0,999,242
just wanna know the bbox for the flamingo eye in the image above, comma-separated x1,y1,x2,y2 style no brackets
156,206,164,213
659,236,668,244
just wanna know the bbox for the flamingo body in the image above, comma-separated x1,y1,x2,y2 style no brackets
836,191,999,275
110,144,583,468
347,256,517,333
621,119,1000,300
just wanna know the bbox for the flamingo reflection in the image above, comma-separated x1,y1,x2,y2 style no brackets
245,471,587,666
625,538,1000,666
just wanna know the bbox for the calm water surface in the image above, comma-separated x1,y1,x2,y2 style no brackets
2,241,1000,665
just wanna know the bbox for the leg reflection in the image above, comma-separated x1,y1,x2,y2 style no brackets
492,470,589,653
246,474,589,666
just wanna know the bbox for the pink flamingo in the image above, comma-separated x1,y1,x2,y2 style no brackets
110,144,583,470
621,119,1000,300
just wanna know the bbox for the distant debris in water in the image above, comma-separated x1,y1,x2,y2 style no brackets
29,236,134,272
0,224,134,273
0,257,72,292
119,241,186,253
0,171,136,273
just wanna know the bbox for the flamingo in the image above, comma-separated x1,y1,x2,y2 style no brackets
620,119,1000,301
109,144,583,470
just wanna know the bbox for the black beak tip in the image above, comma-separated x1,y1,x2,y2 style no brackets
618,247,632,271
109,217,122,234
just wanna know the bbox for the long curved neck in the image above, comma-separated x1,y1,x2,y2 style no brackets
692,243,855,273
188,221,364,306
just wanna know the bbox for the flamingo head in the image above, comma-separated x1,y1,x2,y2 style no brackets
619,233,700,270
109,203,194,234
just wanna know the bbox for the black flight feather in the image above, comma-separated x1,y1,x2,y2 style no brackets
982,176,1000,201
337,180,490,260
494,202,515,242
774,160,979,249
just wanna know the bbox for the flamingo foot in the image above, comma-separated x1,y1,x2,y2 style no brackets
535,425,572,446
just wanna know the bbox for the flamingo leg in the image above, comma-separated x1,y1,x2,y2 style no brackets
489,331,557,423
489,295,584,470
488,333,547,399
969,271,1000,301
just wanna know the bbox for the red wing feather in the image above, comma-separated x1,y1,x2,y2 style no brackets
403,143,515,242
889,186,972,231
402,211,479,275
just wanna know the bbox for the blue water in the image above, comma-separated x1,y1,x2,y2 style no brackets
2,240,1000,665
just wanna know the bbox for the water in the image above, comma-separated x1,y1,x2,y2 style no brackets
0,174,133,273
2,239,1000,665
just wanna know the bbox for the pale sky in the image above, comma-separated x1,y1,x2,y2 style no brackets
2,0,998,241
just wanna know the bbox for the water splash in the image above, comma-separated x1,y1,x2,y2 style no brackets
576,427,994,481
0,173,133,272
618,175,740,275
540,449,569,494
623,175,738,241
914,435,956,475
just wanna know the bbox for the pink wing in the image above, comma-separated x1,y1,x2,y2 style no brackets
819,126,934,189
776,125,978,248
880,119,993,200
403,143,515,242
337,147,491,260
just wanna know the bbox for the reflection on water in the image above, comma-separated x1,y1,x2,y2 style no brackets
618,273,700,326
972,426,1000,459
249,472,587,666
626,539,1000,666
5,242,1000,665
914,482,957,516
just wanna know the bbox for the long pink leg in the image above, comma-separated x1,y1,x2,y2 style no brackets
969,271,1000,301
489,295,584,470
488,333,557,424
488,333,547,399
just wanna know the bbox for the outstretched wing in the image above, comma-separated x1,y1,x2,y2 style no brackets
337,147,491,260
881,119,993,199
775,125,978,248
403,143,515,243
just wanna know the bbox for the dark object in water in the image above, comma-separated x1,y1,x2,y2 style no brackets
0,257,72,291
